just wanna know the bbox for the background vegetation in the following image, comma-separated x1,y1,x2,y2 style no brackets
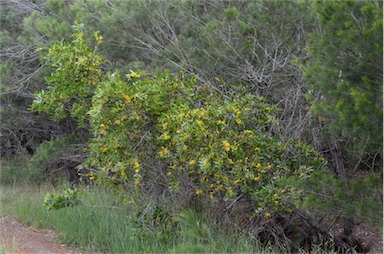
1,0,382,253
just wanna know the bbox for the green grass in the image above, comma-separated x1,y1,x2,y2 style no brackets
0,182,277,253
1,160,376,253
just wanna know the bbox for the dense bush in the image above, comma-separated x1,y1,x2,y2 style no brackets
158,93,325,214
26,135,79,183
85,70,194,188
31,29,326,217
86,69,325,215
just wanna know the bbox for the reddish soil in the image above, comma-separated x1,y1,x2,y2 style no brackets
0,217,82,254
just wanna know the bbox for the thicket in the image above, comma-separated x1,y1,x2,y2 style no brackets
32,28,325,216
0,0,382,253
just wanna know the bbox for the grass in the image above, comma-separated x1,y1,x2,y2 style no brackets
0,181,277,253
3,159,373,253
0,238,16,254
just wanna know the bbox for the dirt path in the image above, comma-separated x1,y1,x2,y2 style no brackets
0,217,82,254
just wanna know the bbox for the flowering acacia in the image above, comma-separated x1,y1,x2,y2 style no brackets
86,68,325,214
86,71,199,188
31,27,326,216
31,24,104,127
158,94,325,214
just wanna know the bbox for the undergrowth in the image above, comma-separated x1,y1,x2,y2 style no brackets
0,181,277,253
1,161,380,253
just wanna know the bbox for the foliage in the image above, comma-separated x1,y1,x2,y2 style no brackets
0,0,72,158
301,171,383,226
304,0,383,168
1,0,381,248
44,188,81,210
84,66,325,215
158,92,325,214
26,135,79,183
31,23,104,128
85,70,195,187
27,26,327,217
0,0,330,163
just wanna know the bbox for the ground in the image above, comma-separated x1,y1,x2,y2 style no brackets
0,217,81,254
332,220,383,254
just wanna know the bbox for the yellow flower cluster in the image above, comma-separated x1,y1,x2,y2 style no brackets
222,140,231,152
94,31,103,45
130,71,138,79
88,171,95,181
99,123,106,135
196,119,204,128
133,159,140,174
272,193,280,206
159,132,171,141
159,147,170,158
121,168,127,180
133,158,141,186
264,212,271,218
216,119,226,125
124,94,132,103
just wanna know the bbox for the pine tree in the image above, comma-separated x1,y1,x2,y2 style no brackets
304,0,383,170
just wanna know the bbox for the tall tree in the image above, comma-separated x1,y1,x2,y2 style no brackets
304,0,383,171
303,0,383,236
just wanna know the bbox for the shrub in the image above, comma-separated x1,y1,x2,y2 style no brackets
31,27,326,217
26,135,78,183
301,170,383,226
86,70,201,188
44,188,81,210
86,69,325,215
158,93,325,214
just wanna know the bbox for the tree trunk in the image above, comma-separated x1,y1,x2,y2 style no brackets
329,134,354,236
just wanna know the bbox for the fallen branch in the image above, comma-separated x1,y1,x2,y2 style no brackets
294,209,353,253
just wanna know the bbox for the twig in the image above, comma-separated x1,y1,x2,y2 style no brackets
224,193,243,211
